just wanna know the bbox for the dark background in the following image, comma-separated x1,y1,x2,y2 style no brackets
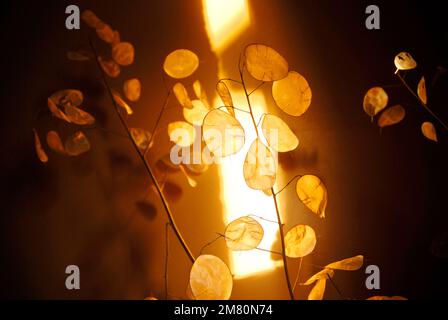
0,0,447,299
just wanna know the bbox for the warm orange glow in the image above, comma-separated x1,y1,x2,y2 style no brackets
203,0,281,278
202,0,251,53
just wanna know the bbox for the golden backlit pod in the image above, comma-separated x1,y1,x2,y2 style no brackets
284,224,317,258
189,255,233,300
308,279,326,300
47,98,71,123
296,175,328,218
67,50,91,62
168,121,196,147
183,99,209,125
95,22,116,44
202,109,245,157
363,87,388,118
99,56,121,78
49,90,83,108
33,129,48,163
394,52,417,71
367,296,407,300
216,81,235,117
112,91,133,115
417,76,427,105
130,128,153,150
261,114,299,152
124,78,141,102
111,31,121,46
81,10,102,29
46,131,66,155
65,131,91,156
144,297,158,300
325,255,364,271
421,122,437,142
244,44,289,82
163,49,199,79
193,80,203,99
112,42,135,66
64,105,95,126
272,71,312,117
377,105,405,128
173,83,193,109
193,80,211,109
225,216,264,251
303,268,334,286
179,165,198,188
243,139,277,191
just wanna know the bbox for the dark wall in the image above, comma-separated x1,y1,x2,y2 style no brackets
0,0,447,299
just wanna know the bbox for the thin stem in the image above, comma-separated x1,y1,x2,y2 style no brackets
292,257,303,294
396,72,448,130
144,90,171,158
216,233,282,255
248,81,265,96
239,57,260,138
217,106,252,115
238,56,294,300
199,235,223,255
254,247,282,255
164,223,170,300
248,214,281,225
327,274,345,300
272,191,295,300
220,78,243,85
274,174,303,196
89,38,196,264
256,113,267,128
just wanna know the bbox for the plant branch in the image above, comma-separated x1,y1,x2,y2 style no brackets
217,106,252,115
272,191,295,299
144,89,171,158
239,56,260,138
292,257,303,294
274,174,303,196
327,274,345,300
89,38,196,264
248,81,265,96
220,78,243,85
216,233,282,255
396,72,448,130
199,234,223,255
238,57,294,300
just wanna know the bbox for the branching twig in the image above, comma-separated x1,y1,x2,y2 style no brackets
199,234,223,255
89,38,196,264
274,174,304,196
248,81,265,96
144,90,172,158
327,274,345,300
271,191,295,299
396,72,448,130
292,257,303,294
237,58,295,300
238,56,260,138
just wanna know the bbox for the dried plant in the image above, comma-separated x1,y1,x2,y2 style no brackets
364,51,447,141
31,9,375,300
